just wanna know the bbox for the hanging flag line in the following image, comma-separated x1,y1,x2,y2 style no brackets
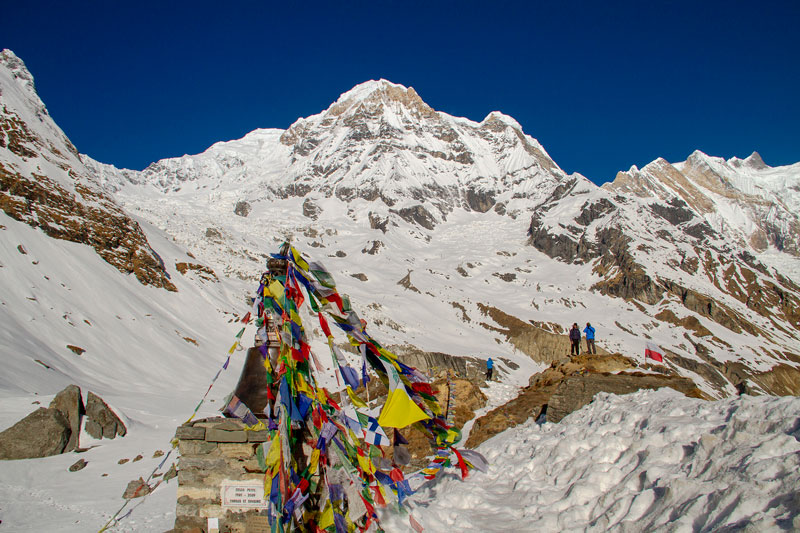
101,242,488,532
98,449,176,532
99,316,254,532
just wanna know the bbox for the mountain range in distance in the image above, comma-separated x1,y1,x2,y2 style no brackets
2,47,799,403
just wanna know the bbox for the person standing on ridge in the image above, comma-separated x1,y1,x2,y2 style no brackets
569,323,581,357
486,357,494,380
584,322,596,355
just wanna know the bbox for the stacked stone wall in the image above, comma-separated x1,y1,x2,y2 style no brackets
174,417,271,533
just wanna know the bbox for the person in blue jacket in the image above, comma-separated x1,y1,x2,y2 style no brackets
486,357,494,380
583,322,596,354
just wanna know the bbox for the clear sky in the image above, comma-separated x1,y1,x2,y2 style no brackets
3,1,799,184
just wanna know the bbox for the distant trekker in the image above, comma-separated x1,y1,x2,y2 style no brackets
569,323,581,356
584,322,596,354
486,357,494,380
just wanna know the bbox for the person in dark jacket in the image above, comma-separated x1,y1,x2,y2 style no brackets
569,323,581,356
583,322,596,354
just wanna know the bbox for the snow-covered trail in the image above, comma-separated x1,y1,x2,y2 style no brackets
382,389,800,532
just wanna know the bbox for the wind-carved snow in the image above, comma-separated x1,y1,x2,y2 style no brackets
382,388,800,532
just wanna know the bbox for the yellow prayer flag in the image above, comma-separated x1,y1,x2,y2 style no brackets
228,342,238,355
357,452,376,475
318,502,334,530
291,247,310,272
296,373,312,395
346,386,368,409
268,280,285,308
265,436,281,467
308,448,321,475
290,309,303,327
377,388,430,429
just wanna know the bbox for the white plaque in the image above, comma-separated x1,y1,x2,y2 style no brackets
220,480,269,510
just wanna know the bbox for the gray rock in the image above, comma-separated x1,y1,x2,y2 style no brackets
122,477,151,499
0,407,71,460
233,201,251,217
85,392,126,440
49,384,84,452
69,458,87,472
302,198,321,220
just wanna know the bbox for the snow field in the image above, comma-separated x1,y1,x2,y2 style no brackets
381,388,800,532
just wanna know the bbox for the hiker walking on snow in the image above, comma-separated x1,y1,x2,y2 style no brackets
584,322,596,354
486,357,494,380
569,323,581,356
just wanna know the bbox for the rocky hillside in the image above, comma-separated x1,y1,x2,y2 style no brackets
526,147,800,391
0,50,174,290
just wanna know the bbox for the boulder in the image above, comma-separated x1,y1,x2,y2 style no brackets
233,201,251,217
49,384,84,452
0,407,71,460
122,477,152,499
68,458,88,472
85,392,126,439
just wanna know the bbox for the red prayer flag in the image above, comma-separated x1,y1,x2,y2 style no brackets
452,447,469,480
318,312,332,338
645,341,664,362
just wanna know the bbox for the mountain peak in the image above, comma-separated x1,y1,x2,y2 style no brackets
335,79,408,102
1,49,37,96
325,79,435,119
481,111,522,132
744,151,768,170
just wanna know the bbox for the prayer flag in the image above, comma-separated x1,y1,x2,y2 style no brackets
340,365,361,389
378,359,430,428
363,417,390,447
645,341,664,362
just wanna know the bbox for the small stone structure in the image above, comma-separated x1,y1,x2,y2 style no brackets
174,417,271,532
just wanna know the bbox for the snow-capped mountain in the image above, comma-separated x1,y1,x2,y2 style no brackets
2,48,800,533
0,49,173,290
81,76,800,399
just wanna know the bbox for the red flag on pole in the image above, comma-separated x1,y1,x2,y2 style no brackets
645,341,664,362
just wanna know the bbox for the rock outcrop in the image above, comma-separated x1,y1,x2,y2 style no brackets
0,407,71,459
546,372,702,423
48,384,84,452
465,354,706,448
85,392,127,440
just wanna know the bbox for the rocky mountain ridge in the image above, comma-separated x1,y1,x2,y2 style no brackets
0,49,174,290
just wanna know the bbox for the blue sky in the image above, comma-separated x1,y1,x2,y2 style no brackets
4,1,799,184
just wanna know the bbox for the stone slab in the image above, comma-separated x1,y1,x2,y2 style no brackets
179,439,218,456
206,428,247,443
176,426,207,440
246,431,269,442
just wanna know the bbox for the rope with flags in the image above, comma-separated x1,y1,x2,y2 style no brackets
99,316,254,532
